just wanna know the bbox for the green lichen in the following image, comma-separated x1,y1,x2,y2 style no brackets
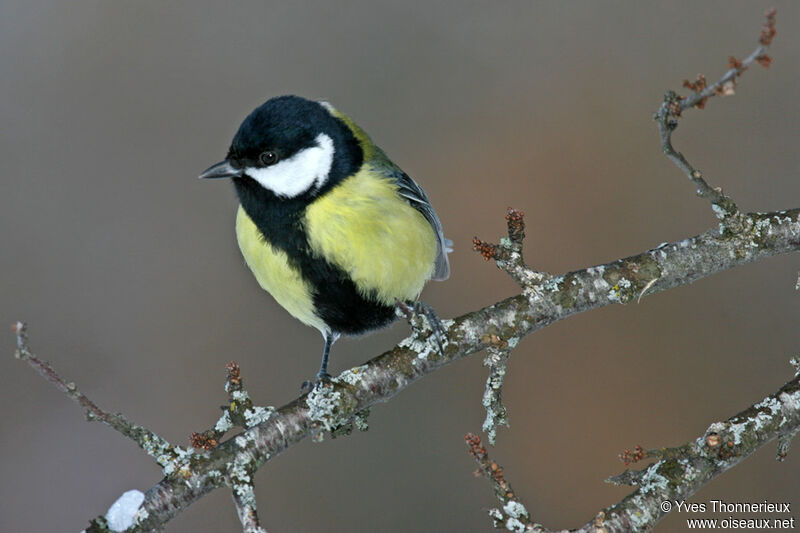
387,349,421,380
85,516,110,533
601,256,661,304
657,457,686,486
553,272,580,309
354,409,370,432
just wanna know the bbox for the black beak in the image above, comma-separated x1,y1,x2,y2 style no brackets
198,160,243,180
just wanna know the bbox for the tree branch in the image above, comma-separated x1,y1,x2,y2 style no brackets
653,7,776,227
231,480,266,533
465,433,538,532
465,361,800,532
18,203,800,531
12,322,184,474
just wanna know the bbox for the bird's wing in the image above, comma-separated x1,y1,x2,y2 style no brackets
370,147,451,281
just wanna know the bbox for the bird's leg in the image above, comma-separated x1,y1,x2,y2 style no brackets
396,300,447,354
302,332,338,391
316,332,336,382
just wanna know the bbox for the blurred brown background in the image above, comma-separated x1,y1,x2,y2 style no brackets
2,1,799,531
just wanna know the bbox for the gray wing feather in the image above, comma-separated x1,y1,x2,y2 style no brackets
371,148,451,280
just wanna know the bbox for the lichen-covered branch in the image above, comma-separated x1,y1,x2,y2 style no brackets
481,340,513,445
466,360,800,532
187,362,275,531
231,477,266,533
190,361,276,451
52,204,800,531
473,208,549,289
473,208,540,444
465,433,537,532
588,361,800,533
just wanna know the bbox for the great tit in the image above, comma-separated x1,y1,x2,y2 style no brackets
200,95,450,385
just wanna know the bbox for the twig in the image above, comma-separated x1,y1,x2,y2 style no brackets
186,362,275,530
617,444,686,466
481,339,513,445
606,444,692,486
605,469,644,487
473,208,550,290
465,433,539,532
231,480,266,533
653,8,776,225
191,362,275,450
12,322,181,472
472,209,543,444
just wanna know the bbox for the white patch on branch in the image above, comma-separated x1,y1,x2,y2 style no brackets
105,490,145,532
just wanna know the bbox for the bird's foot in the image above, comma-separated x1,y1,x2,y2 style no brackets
396,300,447,355
300,371,333,393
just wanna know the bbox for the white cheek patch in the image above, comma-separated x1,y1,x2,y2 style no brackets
245,133,335,198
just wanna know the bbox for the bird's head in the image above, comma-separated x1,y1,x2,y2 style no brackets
200,95,362,201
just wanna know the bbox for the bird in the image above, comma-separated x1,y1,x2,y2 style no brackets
200,95,450,387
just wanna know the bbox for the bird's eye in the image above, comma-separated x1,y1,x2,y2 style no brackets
259,151,279,166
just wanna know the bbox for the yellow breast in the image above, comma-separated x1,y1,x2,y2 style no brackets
303,169,437,305
235,205,328,333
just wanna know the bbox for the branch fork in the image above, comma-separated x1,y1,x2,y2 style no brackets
191,361,276,451
469,359,800,532
12,332,276,533
473,208,550,291
472,209,550,444
653,8,777,234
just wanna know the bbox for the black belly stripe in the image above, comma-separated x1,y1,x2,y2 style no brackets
310,274,397,335
233,176,396,335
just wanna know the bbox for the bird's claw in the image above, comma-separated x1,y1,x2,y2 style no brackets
396,300,447,355
300,372,333,393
